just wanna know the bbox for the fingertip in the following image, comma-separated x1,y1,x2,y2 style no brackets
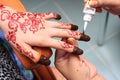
96,7,102,13
72,46,83,55
38,55,51,66
55,14,61,20
31,51,41,63
79,33,91,42
25,50,41,63
70,24,78,31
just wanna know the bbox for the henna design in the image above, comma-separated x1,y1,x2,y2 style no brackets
16,43,23,53
0,5,50,59
16,43,35,59
0,4,4,9
7,31,16,44
63,29,80,37
8,21,18,31
59,22,71,26
1,10,10,21
59,41,73,48
27,51,35,59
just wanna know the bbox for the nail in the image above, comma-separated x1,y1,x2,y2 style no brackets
55,14,61,20
38,55,51,66
79,33,90,42
71,24,78,31
72,46,83,55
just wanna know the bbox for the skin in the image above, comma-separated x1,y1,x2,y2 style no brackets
53,38,105,80
84,0,120,15
0,4,82,62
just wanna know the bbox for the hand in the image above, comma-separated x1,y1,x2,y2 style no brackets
0,4,85,62
54,38,105,80
84,0,120,15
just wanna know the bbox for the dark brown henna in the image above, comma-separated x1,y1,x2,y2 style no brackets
55,14,61,20
38,55,51,66
72,46,83,55
79,33,90,42
71,24,78,31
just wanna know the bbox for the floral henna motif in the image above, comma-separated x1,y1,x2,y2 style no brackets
16,43,35,59
59,41,73,49
0,4,51,59
59,22,71,26
63,29,80,37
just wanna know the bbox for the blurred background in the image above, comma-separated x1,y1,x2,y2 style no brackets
21,0,120,80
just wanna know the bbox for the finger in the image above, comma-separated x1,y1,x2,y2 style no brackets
16,42,41,63
47,21,78,30
32,47,52,66
55,38,83,61
50,29,90,42
67,38,84,55
89,0,99,7
50,29,80,40
67,38,77,46
89,0,116,8
41,12,61,20
79,33,91,42
48,38,83,55
32,47,52,59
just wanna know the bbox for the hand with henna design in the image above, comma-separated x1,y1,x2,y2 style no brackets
0,4,89,63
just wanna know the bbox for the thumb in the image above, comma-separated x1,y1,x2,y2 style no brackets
55,38,80,60
55,38,68,60
16,42,41,63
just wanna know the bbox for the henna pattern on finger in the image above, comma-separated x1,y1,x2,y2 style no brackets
59,22,71,26
0,5,55,59
59,41,73,49
16,43,35,59
63,29,80,37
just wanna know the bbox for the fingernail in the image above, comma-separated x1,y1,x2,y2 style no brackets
72,46,83,55
55,14,61,20
38,55,51,66
79,33,90,42
71,24,78,31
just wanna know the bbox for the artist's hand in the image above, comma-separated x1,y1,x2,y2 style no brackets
54,38,105,80
0,4,87,62
84,0,120,15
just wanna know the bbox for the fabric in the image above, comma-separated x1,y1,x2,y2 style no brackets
0,38,26,80
0,31,33,80
0,31,34,80
0,0,34,79
0,0,26,12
